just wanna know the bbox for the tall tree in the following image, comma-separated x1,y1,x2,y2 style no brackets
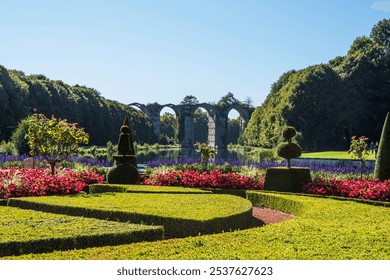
180,95,199,105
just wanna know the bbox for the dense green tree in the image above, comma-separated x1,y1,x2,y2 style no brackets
243,19,390,151
160,112,178,144
227,117,242,144
11,118,30,155
194,108,208,143
180,95,199,105
370,18,390,52
217,92,238,108
0,65,153,145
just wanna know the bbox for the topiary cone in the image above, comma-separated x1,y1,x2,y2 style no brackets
374,112,390,180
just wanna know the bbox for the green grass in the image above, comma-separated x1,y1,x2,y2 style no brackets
0,205,163,256
89,184,213,194
8,189,253,238
301,151,376,160
10,192,250,221
5,191,390,260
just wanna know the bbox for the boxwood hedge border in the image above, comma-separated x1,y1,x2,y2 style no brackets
8,198,253,238
0,226,163,257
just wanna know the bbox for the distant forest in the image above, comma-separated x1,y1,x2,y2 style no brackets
0,67,153,145
243,19,390,151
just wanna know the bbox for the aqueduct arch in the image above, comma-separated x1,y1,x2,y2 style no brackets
129,101,253,148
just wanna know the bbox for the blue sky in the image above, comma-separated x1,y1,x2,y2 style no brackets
1,0,389,108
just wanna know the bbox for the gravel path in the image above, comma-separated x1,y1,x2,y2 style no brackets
251,207,295,225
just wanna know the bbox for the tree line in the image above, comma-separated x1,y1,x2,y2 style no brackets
0,67,249,148
242,19,390,151
0,67,153,146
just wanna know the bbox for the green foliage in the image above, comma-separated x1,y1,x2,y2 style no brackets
277,142,302,163
0,65,153,145
375,112,390,180
9,192,390,260
25,114,89,174
0,140,16,155
243,19,390,151
194,142,218,165
89,184,213,194
0,205,163,257
160,112,178,144
180,95,199,105
263,167,311,193
107,162,139,184
10,118,30,155
348,136,370,176
276,126,302,167
194,108,209,143
9,192,252,238
370,18,390,52
282,126,297,140
106,141,115,164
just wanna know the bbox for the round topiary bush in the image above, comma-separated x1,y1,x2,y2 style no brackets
264,125,310,193
277,142,302,160
277,126,302,168
282,126,297,140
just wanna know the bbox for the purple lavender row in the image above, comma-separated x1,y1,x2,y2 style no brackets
145,157,375,175
0,154,110,167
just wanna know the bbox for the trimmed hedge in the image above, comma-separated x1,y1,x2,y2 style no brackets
8,192,253,238
88,184,213,194
9,192,389,260
0,206,163,257
246,191,303,215
89,184,247,197
263,167,311,193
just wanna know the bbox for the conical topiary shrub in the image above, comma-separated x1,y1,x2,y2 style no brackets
263,126,311,193
107,116,139,184
374,112,390,180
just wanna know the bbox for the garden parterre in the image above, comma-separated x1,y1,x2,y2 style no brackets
4,191,389,260
0,204,163,257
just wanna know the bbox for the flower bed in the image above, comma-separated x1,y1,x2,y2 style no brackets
144,168,389,201
0,168,104,199
143,169,264,190
305,178,390,201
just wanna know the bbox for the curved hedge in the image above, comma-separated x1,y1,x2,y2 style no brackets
8,191,253,238
0,206,163,257
9,191,389,260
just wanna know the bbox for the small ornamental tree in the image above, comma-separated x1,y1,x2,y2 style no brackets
348,135,370,178
25,114,89,175
195,142,218,166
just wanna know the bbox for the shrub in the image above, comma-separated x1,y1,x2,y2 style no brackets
277,126,302,168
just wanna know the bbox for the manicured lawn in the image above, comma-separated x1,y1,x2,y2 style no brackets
9,192,251,221
8,189,253,238
5,190,389,260
0,205,163,256
301,151,376,160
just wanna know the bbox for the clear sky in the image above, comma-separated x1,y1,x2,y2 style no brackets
1,0,389,108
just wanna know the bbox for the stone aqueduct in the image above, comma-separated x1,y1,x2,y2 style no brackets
129,102,254,148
